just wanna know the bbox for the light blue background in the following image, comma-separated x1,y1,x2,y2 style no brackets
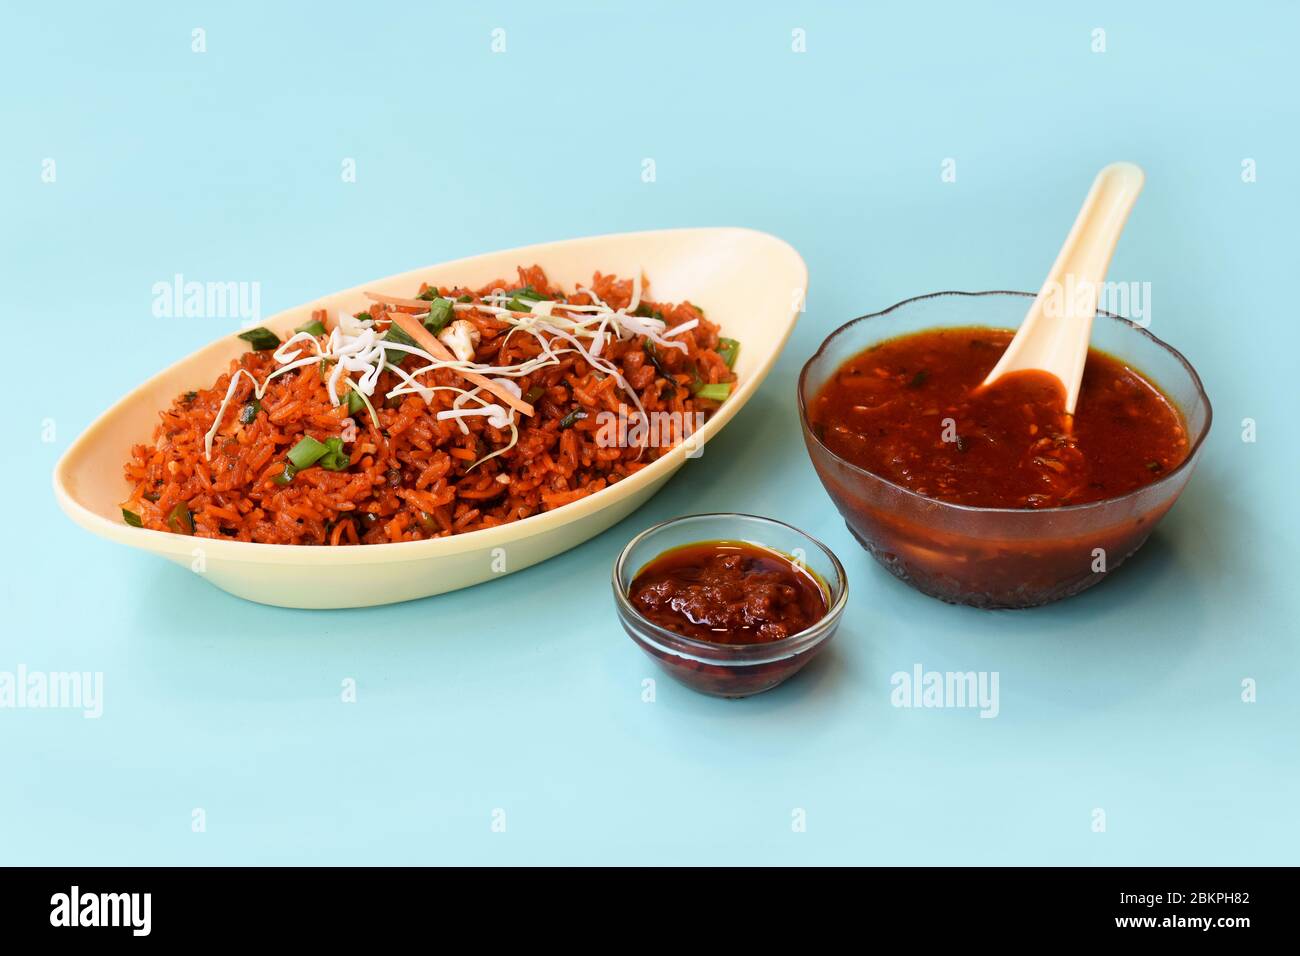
3,2,1296,865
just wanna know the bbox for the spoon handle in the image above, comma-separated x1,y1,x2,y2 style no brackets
983,162,1145,413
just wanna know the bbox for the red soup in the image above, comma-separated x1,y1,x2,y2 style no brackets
808,328,1189,509
803,326,1194,607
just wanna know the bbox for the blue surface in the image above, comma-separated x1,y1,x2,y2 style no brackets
3,2,1297,865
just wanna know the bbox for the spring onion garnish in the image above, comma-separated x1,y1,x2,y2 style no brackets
523,385,545,404
717,337,740,369
287,436,329,469
295,318,327,337
121,508,143,528
457,294,472,303
165,502,194,535
238,399,261,425
423,297,455,334
559,408,588,429
382,322,420,366
344,378,381,432
238,327,281,351
272,462,297,486
346,389,364,415
417,287,442,301
692,382,733,402
505,286,545,314
317,437,350,471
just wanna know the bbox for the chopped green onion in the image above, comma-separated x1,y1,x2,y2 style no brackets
287,436,328,469
165,502,194,535
383,322,421,366
693,382,733,402
686,302,706,316
121,508,143,528
238,399,262,425
632,304,664,321
295,318,326,336
523,385,545,405
356,311,372,322
457,294,473,303
423,297,455,334
237,327,281,351
717,337,740,369
318,436,351,471
417,287,442,301
345,380,381,432
559,408,588,430
346,389,365,415
505,286,545,313
282,435,350,473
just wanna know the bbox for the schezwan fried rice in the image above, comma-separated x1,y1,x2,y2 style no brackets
122,267,739,546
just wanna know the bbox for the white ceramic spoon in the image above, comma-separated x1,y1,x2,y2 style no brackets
982,162,1145,413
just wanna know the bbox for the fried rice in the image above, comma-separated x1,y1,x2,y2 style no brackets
122,267,737,545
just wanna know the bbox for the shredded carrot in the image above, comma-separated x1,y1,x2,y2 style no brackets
388,312,535,418
364,291,440,311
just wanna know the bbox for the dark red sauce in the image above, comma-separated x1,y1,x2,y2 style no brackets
808,327,1189,508
629,541,829,644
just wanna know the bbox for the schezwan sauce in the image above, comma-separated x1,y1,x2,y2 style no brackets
808,327,1189,509
629,541,829,644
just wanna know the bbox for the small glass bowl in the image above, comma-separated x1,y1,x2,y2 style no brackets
612,513,849,698
798,291,1213,609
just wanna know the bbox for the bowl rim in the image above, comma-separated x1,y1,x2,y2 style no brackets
611,512,849,665
52,226,808,566
796,290,1214,516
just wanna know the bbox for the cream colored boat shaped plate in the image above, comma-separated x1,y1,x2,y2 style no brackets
53,228,807,607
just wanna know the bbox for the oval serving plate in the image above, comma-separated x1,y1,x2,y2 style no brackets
53,227,807,608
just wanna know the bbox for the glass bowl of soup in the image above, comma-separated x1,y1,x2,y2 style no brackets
797,292,1212,608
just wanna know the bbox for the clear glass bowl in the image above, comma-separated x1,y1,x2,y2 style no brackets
612,514,849,697
797,292,1213,609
